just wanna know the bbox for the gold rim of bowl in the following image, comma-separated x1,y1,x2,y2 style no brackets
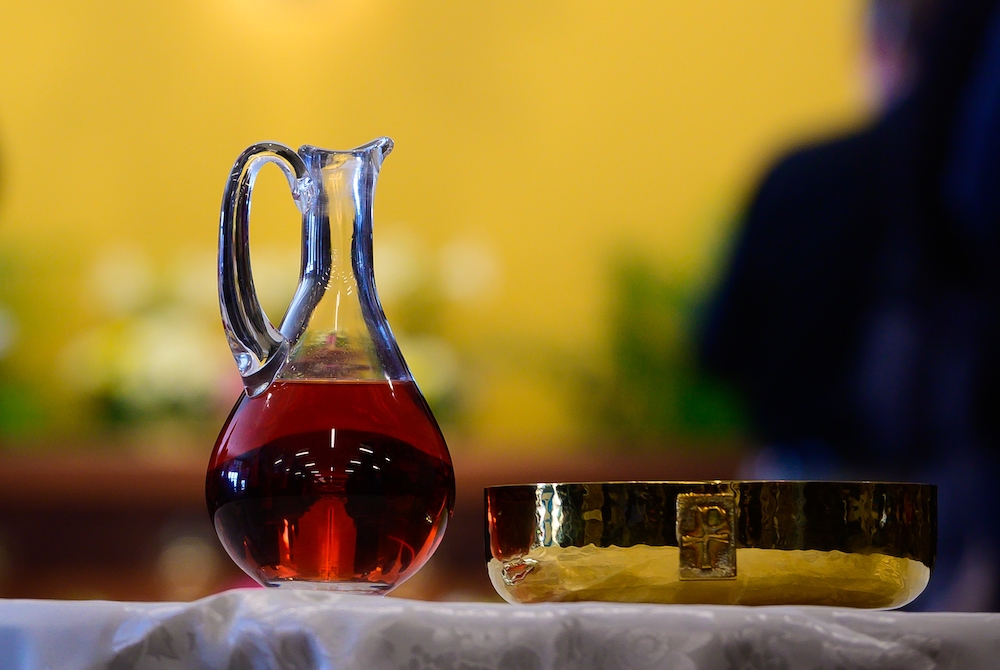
485,481,936,608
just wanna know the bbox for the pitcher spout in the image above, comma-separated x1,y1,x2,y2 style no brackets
353,136,394,159
298,136,393,171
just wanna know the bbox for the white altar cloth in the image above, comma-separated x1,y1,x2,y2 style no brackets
0,589,998,669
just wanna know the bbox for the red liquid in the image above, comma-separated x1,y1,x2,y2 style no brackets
206,380,455,591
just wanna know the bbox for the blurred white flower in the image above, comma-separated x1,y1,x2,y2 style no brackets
374,226,427,304
59,328,113,393
88,245,154,315
248,246,300,322
58,308,228,410
117,310,226,409
0,306,19,359
170,250,218,313
439,239,501,302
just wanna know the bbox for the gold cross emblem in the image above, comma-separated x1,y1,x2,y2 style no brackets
681,505,730,568
677,493,737,579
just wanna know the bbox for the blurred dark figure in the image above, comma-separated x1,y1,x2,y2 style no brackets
702,0,1000,611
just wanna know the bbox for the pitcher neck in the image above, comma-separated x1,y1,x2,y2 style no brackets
275,138,408,383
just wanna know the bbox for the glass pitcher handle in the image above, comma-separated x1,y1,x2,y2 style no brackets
219,142,315,397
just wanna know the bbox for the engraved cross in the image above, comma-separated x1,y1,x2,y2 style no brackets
680,505,731,569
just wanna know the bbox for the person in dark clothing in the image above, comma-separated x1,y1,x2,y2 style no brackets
701,0,1000,610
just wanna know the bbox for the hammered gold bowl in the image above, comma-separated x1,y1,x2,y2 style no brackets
485,481,935,608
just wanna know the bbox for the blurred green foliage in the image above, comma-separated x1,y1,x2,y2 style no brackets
0,382,45,439
584,255,747,443
0,256,46,440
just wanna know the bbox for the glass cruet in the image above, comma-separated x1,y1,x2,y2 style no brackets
206,138,455,593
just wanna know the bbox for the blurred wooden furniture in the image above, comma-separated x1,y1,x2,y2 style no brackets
0,444,738,601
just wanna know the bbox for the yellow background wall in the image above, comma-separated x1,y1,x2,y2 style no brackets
0,0,867,443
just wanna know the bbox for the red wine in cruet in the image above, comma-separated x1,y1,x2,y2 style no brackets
206,380,455,592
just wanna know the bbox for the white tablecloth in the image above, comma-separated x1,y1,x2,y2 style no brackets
1,589,998,669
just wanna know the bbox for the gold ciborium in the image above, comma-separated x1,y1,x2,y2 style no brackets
486,481,935,608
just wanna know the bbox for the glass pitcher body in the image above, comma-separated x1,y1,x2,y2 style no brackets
207,139,455,593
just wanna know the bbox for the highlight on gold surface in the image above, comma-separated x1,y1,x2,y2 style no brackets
485,481,936,608
488,546,930,609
